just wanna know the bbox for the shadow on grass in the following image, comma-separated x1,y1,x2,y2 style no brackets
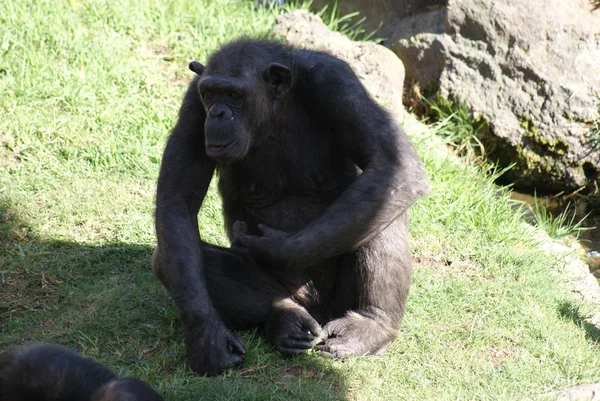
558,300,600,343
0,202,349,401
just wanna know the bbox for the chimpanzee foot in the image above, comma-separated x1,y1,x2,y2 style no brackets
315,310,397,358
265,298,322,355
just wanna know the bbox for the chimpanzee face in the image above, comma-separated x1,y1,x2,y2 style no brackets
188,60,291,163
198,75,252,162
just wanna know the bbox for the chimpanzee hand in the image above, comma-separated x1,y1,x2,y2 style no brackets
184,318,246,376
265,300,322,355
232,221,307,271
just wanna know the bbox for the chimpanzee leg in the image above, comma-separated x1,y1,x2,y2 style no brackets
154,243,325,355
317,213,413,358
199,242,293,330
203,243,323,354
153,244,285,328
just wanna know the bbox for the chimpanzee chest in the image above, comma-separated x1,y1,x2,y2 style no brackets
237,173,342,233
218,133,356,233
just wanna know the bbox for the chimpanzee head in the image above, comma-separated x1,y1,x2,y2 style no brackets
188,42,292,163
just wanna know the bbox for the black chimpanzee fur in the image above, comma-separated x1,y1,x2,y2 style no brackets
0,344,163,401
152,38,428,376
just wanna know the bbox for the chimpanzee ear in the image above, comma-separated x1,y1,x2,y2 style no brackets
189,61,205,76
262,62,292,91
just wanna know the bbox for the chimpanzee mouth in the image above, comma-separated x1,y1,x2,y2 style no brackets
207,141,234,155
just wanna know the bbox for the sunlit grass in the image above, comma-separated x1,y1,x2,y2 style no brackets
529,199,592,240
1,1,600,400
421,95,490,164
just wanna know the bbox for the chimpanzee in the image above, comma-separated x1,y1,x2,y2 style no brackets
152,38,428,376
0,344,163,401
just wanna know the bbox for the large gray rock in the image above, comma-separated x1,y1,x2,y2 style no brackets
309,0,443,37
390,0,600,192
313,0,600,192
542,383,600,400
270,10,406,118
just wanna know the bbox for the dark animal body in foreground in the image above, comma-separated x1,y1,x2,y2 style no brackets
0,344,163,401
153,38,428,375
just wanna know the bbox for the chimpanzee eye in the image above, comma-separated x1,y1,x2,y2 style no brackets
202,91,215,99
230,92,241,99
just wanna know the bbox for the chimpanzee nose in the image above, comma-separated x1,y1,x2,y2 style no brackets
209,104,233,120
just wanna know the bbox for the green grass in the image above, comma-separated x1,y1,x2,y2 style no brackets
422,95,597,242
2,1,600,400
422,95,491,165
528,199,592,240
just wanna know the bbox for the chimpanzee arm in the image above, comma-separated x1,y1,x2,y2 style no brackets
288,55,428,266
154,78,245,374
155,77,215,321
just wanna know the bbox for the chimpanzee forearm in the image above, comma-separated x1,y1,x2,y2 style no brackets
155,204,216,326
154,76,219,329
289,136,427,267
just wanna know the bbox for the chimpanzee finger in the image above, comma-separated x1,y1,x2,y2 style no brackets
240,236,272,254
232,220,248,235
258,223,287,238
231,221,248,248
231,235,246,249
288,331,315,342
280,337,313,350
316,348,336,359
315,342,340,358
233,228,271,252
227,333,246,356
322,319,346,337
278,345,310,355
303,318,322,337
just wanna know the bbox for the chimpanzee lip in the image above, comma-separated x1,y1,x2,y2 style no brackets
206,140,234,155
